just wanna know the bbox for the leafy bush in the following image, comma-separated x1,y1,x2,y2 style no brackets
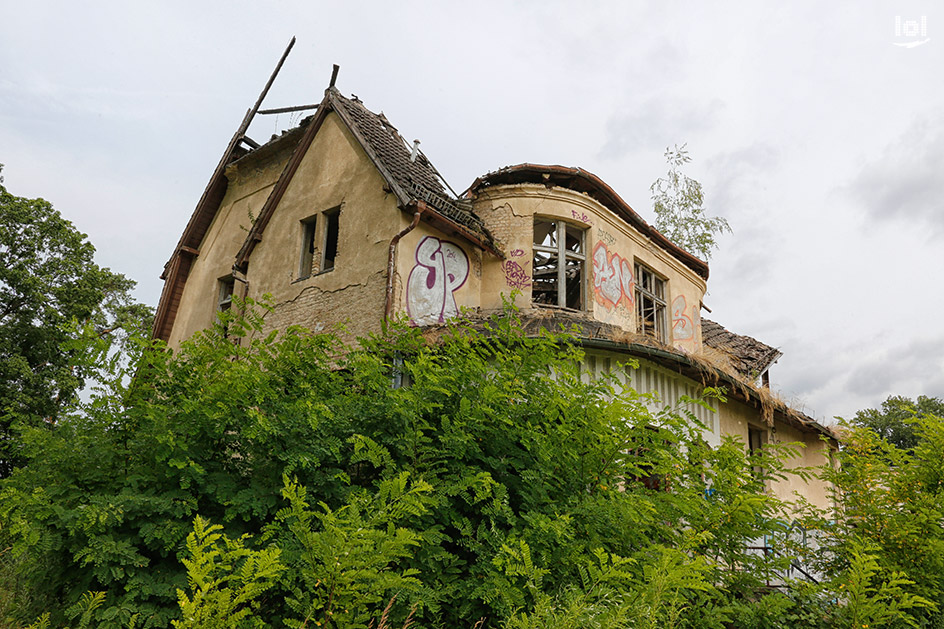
6,301,932,627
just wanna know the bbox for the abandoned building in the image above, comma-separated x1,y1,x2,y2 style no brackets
152,62,837,510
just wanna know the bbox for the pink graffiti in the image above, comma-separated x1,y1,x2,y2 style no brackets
672,295,694,341
510,248,525,257
571,209,592,224
592,241,634,309
407,236,469,325
502,260,532,289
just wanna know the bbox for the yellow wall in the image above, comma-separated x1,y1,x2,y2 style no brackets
245,112,402,343
471,185,707,352
167,142,291,348
718,397,834,510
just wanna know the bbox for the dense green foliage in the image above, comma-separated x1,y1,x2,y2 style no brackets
797,413,944,627
650,145,731,261
1,300,942,627
0,173,151,477
850,394,944,452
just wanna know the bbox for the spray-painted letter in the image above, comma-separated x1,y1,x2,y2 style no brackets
407,236,469,325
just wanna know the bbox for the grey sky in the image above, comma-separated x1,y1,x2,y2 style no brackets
1,1,941,423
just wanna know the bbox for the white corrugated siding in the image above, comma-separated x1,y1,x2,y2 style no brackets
583,350,719,446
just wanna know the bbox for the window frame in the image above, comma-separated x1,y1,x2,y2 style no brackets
217,276,235,312
634,262,667,342
531,218,586,310
298,215,318,280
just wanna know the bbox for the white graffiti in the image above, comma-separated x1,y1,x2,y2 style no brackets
592,242,634,309
407,236,469,325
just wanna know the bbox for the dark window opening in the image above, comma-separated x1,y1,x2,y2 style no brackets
298,216,317,279
322,208,340,272
217,276,235,312
532,218,585,309
748,426,767,478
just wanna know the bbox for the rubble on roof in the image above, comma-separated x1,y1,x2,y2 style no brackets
701,318,782,379
330,91,496,250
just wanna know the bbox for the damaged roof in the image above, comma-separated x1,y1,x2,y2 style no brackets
153,84,500,342
233,88,499,270
329,91,496,253
467,164,710,281
701,318,783,379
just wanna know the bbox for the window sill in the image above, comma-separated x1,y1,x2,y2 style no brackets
532,303,585,314
292,268,335,284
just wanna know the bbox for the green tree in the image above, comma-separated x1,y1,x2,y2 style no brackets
1,303,801,627
851,394,944,451
650,144,731,261
0,172,151,477
799,413,944,627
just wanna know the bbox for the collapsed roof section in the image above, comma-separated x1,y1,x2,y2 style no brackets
233,88,500,272
152,78,498,341
467,164,710,281
701,318,783,380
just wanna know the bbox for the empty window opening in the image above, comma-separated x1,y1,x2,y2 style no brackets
298,215,318,279
217,276,235,312
321,208,340,272
532,218,585,309
634,263,666,342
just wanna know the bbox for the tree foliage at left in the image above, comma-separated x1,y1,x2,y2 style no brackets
0,170,151,477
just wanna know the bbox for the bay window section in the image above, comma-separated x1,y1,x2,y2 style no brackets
532,218,585,310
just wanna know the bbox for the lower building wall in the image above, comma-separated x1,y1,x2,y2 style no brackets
253,269,388,347
584,349,834,511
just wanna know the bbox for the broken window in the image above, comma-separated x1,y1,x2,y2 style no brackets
634,262,666,342
321,207,340,272
217,276,235,312
532,218,585,309
298,215,318,279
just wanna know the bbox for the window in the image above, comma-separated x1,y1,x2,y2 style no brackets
217,276,235,312
298,215,317,279
532,218,585,309
634,262,666,342
321,207,340,272
748,425,767,478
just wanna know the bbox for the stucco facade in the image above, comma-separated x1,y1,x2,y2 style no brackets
154,85,837,511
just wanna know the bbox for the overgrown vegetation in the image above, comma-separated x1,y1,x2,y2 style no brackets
1,299,942,627
0,171,152,477
650,145,731,261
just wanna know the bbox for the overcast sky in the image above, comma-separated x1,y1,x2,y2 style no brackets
2,1,942,423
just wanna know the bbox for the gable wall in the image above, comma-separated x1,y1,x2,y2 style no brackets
166,144,292,348
246,112,403,342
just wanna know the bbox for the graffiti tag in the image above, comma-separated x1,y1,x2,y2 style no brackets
671,295,694,341
510,248,526,257
407,236,469,325
502,260,532,289
571,209,592,224
592,242,634,309
597,229,616,246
